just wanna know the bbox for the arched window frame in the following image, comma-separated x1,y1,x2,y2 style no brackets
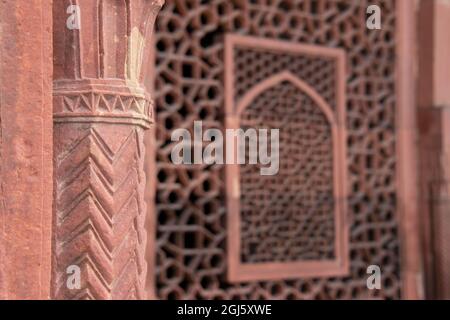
224,34,349,282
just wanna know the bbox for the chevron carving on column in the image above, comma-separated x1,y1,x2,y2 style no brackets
53,124,147,300
52,0,163,299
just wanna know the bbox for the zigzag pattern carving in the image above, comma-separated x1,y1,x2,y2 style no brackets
53,123,147,300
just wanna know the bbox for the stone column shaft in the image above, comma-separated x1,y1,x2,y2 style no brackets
52,0,163,300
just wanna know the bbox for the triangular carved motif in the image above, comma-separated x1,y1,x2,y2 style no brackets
98,95,111,112
129,98,144,113
92,93,101,111
104,95,117,111
115,96,127,112
121,97,134,112
79,94,93,111
63,96,80,112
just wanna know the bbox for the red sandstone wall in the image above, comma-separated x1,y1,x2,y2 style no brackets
0,0,53,300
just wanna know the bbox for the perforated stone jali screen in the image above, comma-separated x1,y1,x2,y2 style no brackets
154,0,400,300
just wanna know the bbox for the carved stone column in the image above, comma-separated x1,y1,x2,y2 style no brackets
52,0,163,300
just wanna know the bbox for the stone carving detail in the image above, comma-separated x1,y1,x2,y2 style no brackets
53,85,154,128
52,0,163,299
53,124,147,299
154,0,401,299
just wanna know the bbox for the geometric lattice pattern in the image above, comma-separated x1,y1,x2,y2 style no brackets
239,81,335,263
234,48,337,109
154,0,400,299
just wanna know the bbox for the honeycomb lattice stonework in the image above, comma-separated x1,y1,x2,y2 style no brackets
154,0,400,299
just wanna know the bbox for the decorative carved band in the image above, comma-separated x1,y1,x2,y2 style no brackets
54,81,154,129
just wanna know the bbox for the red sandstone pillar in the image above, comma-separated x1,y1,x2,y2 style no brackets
52,0,163,300
0,0,53,300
